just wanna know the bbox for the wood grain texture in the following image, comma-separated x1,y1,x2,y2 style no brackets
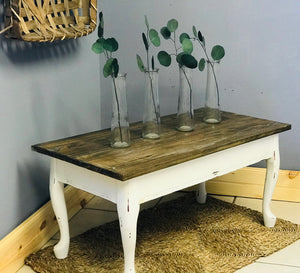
32,109,291,181
206,167,300,202
0,186,94,273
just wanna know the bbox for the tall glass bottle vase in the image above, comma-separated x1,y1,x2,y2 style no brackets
142,69,161,139
204,61,221,123
177,66,194,132
111,74,131,148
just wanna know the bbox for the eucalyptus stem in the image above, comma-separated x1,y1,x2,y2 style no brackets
180,66,193,118
112,75,123,142
170,36,193,117
147,71,160,124
145,25,160,125
208,60,220,107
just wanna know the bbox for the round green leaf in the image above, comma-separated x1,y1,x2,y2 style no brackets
167,19,178,32
103,58,114,78
149,29,160,47
176,52,186,65
112,58,119,78
211,45,225,61
182,38,193,54
192,25,197,37
160,26,171,39
179,33,190,44
198,58,206,71
103,38,118,52
181,54,197,69
92,40,104,54
136,54,145,72
157,51,172,67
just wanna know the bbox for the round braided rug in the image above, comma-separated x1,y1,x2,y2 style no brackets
26,194,300,273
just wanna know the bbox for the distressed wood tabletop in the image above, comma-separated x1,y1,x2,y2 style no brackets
32,109,291,181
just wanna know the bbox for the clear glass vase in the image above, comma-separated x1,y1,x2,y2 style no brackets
204,61,221,124
177,66,194,132
142,69,161,139
110,74,131,148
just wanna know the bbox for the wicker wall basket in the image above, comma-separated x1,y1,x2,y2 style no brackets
2,0,97,42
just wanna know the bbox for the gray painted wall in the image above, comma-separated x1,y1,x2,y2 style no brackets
1,0,299,239
0,36,101,239
99,0,300,168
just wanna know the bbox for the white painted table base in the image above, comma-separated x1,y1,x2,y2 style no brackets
49,134,279,273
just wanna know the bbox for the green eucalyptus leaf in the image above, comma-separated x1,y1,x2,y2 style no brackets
98,37,106,47
149,29,160,47
179,33,190,44
167,19,178,32
92,39,104,54
181,54,198,69
98,26,104,39
144,15,149,29
198,31,203,42
136,54,145,72
176,52,186,65
182,38,193,54
103,58,114,78
198,58,206,71
98,12,104,38
103,38,118,52
112,58,119,78
142,32,149,51
192,25,197,37
157,51,172,67
211,45,225,61
99,12,103,21
160,26,171,39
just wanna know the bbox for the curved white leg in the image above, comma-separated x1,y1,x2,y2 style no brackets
263,147,280,228
196,182,207,204
117,189,140,273
49,159,70,259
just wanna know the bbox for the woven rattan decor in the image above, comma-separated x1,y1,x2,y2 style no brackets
3,0,97,42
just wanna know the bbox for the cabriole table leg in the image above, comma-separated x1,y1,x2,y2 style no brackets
49,159,70,259
117,189,140,273
263,147,280,228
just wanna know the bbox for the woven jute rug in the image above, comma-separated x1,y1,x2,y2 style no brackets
26,194,300,273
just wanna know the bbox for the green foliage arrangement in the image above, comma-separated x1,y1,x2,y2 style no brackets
191,25,225,106
136,16,160,72
157,18,198,70
92,12,124,142
136,16,161,126
92,12,120,78
157,18,198,116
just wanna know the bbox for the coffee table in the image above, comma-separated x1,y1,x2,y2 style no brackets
32,109,291,273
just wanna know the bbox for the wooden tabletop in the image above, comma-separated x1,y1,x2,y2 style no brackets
32,109,291,181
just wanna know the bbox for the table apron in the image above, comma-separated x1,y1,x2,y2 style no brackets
52,134,278,205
